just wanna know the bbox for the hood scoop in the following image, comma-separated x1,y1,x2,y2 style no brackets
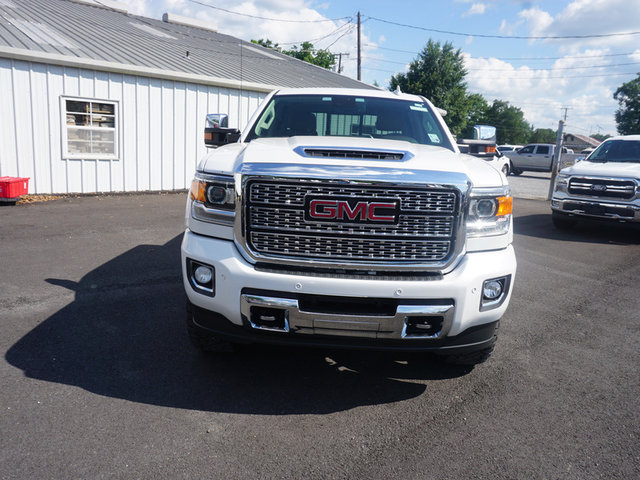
294,146,412,161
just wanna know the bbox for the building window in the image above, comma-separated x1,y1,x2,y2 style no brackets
62,98,119,159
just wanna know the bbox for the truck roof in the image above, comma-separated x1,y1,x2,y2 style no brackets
273,87,426,104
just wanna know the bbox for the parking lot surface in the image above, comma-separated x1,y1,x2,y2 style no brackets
1,191,639,479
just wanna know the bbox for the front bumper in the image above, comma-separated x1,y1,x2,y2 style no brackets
551,195,640,222
181,230,516,349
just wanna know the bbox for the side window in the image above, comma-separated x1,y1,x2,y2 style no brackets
519,145,535,154
62,98,118,159
536,146,550,155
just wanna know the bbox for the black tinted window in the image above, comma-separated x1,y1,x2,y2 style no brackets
589,140,640,163
246,95,453,150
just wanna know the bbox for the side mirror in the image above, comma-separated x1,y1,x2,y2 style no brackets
204,114,241,147
472,125,497,142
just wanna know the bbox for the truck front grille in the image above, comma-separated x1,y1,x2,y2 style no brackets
244,180,460,263
568,177,636,199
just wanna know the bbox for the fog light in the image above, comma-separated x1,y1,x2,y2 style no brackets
483,280,503,300
188,259,215,296
194,265,213,285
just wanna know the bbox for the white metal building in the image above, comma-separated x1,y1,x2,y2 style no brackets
0,0,372,194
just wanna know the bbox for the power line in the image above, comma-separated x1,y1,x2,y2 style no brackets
278,21,354,46
361,65,639,80
188,0,352,23
365,15,640,40
359,56,640,72
466,61,640,72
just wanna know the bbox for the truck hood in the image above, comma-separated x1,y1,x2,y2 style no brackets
561,160,640,179
199,137,505,188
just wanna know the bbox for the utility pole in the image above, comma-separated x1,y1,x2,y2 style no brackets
357,11,361,81
561,106,571,122
547,119,565,200
336,52,349,74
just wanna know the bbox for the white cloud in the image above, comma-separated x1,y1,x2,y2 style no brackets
463,3,488,17
519,0,640,51
464,52,621,134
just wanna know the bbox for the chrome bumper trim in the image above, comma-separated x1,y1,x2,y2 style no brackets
240,294,454,340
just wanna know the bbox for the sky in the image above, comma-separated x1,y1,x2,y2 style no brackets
119,0,640,137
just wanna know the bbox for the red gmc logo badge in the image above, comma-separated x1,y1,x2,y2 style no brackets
304,196,399,224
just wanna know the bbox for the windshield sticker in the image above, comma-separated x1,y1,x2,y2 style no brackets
410,105,429,112
322,97,332,102
428,134,441,143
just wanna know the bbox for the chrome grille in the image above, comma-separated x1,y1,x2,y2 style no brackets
250,208,454,237
251,232,451,261
249,183,457,212
245,180,460,263
568,177,636,199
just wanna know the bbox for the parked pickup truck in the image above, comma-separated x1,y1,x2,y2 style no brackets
181,88,517,365
551,135,640,228
507,143,575,175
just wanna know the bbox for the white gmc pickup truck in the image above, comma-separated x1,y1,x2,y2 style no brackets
181,88,517,365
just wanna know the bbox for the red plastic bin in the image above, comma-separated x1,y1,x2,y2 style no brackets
0,177,29,199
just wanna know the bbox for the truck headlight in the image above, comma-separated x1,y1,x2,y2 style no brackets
466,187,512,237
189,172,236,225
554,174,569,193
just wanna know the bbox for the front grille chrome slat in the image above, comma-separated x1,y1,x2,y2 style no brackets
568,177,636,199
245,180,460,264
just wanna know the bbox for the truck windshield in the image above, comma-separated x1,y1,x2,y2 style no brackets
588,139,640,163
245,94,453,150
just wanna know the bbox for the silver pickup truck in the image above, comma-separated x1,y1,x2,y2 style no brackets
507,143,575,175
551,135,640,228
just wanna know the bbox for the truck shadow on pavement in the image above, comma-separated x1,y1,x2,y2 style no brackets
515,214,640,245
6,235,471,415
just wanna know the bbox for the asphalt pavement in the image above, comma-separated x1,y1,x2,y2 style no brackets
1,190,639,479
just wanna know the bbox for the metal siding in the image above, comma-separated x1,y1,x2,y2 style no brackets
135,76,150,191
122,74,137,191
184,84,197,186
12,61,33,184
161,80,173,191
30,62,50,193
173,82,186,190
46,64,65,194
0,58,18,178
108,72,124,191
147,77,161,190
195,84,209,164
94,71,111,192
0,58,277,195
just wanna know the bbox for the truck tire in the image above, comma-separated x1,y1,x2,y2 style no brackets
510,166,522,176
501,164,509,176
552,211,577,230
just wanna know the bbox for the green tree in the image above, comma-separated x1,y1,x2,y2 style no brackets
529,128,556,144
460,93,489,139
251,39,280,50
613,74,640,134
251,39,335,70
484,100,532,144
389,40,469,137
591,133,611,142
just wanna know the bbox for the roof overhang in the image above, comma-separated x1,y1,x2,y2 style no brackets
0,45,279,93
